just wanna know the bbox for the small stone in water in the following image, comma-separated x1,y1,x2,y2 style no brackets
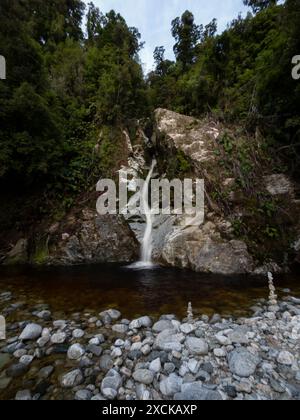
19,323,42,341
72,329,85,339
51,332,66,344
15,390,32,401
67,343,85,360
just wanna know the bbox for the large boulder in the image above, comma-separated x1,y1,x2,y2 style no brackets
49,209,138,265
162,223,253,275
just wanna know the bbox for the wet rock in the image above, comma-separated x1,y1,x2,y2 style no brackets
0,354,10,370
87,344,102,357
49,212,138,265
51,332,67,344
228,349,260,378
19,355,34,366
6,362,29,378
38,366,54,380
19,323,42,341
15,390,32,401
133,369,154,385
36,310,52,321
99,355,114,371
186,337,209,355
60,369,84,388
106,309,121,321
67,343,85,360
75,389,93,400
72,329,85,339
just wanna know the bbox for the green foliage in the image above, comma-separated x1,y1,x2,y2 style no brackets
149,2,300,176
0,0,148,196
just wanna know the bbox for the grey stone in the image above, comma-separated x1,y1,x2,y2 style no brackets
36,310,52,321
6,363,29,378
51,332,66,344
228,327,249,345
112,324,128,334
160,373,183,397
164,363,176,374
174,382,222,400
19,323,42,341
101,369,122,397
152,320,173,333
75,389,93,400
60,369,84,388
180,323,196,334
106,309,122,321
186,337,209,355
87,344,102,357
149,358,162,373
133,369,154,385
277,351,295,366
155,329,185,352
72,329,85,339
19,355,34,366
99,355,114,373
49,211,138,265
15,390,31,401
228,349,260,378
67,343,85,360
38,366,54,380
129,316,152,330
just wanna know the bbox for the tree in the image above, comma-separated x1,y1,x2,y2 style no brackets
243,0,277,14
86,1,104,42
171,11,201,69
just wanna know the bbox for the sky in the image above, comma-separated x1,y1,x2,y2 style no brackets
85,0,249,72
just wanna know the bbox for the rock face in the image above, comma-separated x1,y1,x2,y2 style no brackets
153,109,255,275
4,239,28,265
49,209,138,265
155,108,219,163
162,229,254,275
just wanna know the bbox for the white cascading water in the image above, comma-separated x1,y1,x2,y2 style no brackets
140,160,156,264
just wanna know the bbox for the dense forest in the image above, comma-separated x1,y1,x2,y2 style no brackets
0,0,299,234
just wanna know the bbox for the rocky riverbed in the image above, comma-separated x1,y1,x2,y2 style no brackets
0,289,300,401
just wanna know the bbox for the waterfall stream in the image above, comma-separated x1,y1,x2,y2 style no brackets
140,160,156,264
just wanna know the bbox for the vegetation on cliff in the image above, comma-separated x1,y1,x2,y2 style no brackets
0,0,299,264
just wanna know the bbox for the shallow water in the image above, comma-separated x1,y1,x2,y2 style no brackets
0,264,300,318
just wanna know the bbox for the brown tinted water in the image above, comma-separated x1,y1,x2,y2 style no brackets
1,264,300,318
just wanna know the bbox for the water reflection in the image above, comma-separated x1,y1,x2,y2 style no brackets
0,264,299,318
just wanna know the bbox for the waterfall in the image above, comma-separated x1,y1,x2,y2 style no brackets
140,160,156,263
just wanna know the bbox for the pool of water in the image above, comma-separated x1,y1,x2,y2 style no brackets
0,264,300,318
